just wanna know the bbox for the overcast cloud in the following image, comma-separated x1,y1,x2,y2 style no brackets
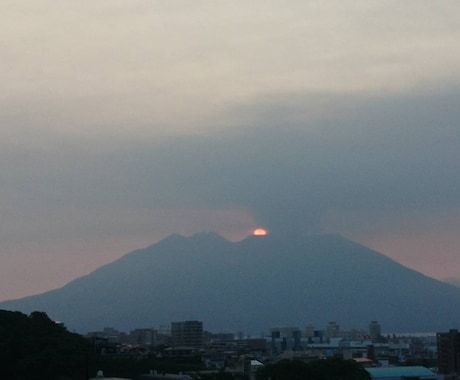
1,0,460,300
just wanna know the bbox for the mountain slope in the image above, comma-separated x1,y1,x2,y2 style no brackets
1,233,459,334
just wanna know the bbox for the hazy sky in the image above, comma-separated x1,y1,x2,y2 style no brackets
2,1,460,301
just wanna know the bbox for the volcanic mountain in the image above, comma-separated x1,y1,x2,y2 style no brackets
1,233,459,334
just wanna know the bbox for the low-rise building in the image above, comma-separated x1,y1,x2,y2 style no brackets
366,366,441,380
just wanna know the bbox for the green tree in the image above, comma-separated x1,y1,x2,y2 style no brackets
0,310,92,380
256,358,371,380
256,359,311,380
308,358,371,380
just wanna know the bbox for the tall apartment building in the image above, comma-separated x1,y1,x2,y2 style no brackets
437,329,460,376
171,320,203,348
369,321,382,342
270,326,302,352
326,321,340,339
130,328,155,347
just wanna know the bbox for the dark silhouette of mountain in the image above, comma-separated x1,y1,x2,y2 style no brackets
1,232,459,334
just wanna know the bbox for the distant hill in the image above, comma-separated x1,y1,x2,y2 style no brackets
1,233,459,334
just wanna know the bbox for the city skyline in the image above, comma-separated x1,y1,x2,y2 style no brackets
2,1,460,301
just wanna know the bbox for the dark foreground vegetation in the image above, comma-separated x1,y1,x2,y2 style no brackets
256,358,372,380
0,310,92,379
0,310,371,380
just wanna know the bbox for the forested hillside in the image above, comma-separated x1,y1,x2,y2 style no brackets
0,310,92,380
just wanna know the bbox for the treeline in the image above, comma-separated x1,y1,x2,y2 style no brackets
0,310,372,380
0,310,205,379
0,310,91,380
89,354,204,379
256,358,372,380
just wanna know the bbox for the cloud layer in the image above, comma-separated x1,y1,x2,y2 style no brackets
1,1,460,299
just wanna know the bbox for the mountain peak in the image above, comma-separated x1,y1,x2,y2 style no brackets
158,232,229,245
188,231,228,242
2,233,460,334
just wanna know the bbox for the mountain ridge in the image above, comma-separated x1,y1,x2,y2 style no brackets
1,233,459,334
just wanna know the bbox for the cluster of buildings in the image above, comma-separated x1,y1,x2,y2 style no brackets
85,320,386,351
85,320,460,379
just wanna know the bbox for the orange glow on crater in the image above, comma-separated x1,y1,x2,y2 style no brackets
253,228,268,236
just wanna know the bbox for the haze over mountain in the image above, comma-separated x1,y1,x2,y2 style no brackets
1,233,459,334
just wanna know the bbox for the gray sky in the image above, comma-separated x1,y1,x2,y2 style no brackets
1,0,460,300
